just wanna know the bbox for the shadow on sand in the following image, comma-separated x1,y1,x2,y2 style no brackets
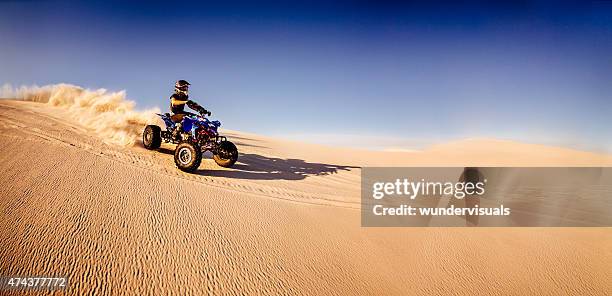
149,144,357,180
198,153,359,180
158,147,175,155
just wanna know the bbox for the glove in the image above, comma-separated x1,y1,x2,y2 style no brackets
195,106,210,116
199,108,211,116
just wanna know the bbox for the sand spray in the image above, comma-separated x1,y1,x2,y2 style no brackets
1,83,160,146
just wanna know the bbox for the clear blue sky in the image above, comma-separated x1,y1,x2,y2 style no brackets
1,1,611,151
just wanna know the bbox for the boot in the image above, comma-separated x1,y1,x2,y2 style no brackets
172,122,182,140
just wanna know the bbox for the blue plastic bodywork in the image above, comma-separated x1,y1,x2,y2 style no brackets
160,114,175,130
157,113,221,139
183,116,195,132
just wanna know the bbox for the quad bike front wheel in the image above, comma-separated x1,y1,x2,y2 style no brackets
213,140,238,168
174,142,202,172
143,125,161,149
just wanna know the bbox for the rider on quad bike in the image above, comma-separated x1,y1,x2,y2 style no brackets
142,80,238,172
170,80,210,139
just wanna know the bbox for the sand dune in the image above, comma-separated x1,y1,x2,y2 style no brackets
0,99,610,295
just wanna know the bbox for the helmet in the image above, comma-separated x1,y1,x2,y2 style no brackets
175,80,190,94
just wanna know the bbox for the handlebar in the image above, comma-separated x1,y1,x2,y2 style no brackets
185,110,211,117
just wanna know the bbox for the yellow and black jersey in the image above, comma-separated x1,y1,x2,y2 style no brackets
170,93,189,114
170,93,207,115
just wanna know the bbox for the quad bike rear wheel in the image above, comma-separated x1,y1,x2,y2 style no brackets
174,142,202,172
213,140,238,168
143,125,162,149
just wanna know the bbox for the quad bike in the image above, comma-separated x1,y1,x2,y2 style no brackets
142,111,238,172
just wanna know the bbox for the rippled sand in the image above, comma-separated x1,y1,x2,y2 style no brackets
1,100,610,295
